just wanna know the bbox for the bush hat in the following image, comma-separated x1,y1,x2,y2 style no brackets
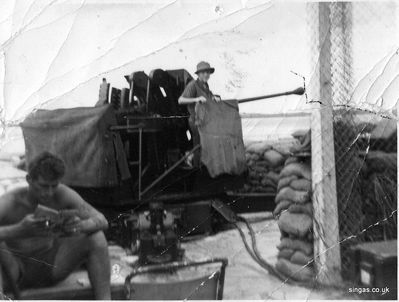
195,61,215,74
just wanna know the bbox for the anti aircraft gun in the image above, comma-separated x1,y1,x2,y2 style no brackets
103,69,304,202
21,68,304,264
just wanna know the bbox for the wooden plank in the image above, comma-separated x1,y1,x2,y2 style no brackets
310,2,342,285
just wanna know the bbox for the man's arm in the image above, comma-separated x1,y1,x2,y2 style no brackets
0,191,48,240
178,96,205,104
178,81,206,104
58,185,108,234
0,194,19,240
0,224,23,240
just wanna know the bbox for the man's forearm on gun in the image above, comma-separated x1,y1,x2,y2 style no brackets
178,96,199,104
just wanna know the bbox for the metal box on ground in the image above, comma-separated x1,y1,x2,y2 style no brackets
349,240,397,300
169,200,213,238
125,258,227,300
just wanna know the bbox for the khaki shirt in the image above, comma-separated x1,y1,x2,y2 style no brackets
181,79,214,125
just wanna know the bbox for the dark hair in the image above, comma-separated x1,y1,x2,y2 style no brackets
28,152,66,181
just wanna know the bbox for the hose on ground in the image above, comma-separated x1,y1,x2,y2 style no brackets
235,215,349,291
234,216,320,289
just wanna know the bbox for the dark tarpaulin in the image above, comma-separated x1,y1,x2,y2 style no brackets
166,69,194,94
21,105,130,187
195,99,247,178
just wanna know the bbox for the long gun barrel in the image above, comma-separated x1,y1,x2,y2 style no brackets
223,87,305,104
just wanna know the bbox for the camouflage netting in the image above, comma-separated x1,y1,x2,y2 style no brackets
333,112,397,276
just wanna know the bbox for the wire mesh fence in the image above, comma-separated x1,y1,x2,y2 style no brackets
307,1,398,281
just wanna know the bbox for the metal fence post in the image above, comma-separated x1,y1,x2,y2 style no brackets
310,2,342,285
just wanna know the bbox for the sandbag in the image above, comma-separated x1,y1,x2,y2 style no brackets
266,171,280,184
273,200,292,217
247,160,255,167
246,141,272,154
248,153,260,161
280,229,289,239
278,212,313,237
253,166,268,174
280,162,311,180
290,251,314,266
275,258,314,282
248,171,261,179
254,186,275,193
272,140,299,156
277,238,313,256
290,178,311,192
245,153,252,161
242,139,290,194
290,130,311,153
263,149,285,167
291,129,309,141
288,203,313,217
285,156,299,166
277,175,298,191
255,160,271,168
261,177,276,188
275,187,310,204
248,179,260,186
277,248,295,260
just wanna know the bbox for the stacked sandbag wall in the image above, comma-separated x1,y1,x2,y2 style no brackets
273,131,315,282
240,139,301,194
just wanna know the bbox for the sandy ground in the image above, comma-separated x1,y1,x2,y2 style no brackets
20,214,352,300
183,213,353,300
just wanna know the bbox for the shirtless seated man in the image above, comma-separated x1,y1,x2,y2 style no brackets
0,152,111,300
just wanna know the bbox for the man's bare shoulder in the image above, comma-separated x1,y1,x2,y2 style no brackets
0,186,28,203
55,184,86,206
0,187,30,217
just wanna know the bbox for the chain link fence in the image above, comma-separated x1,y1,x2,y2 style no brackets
307,1,398,280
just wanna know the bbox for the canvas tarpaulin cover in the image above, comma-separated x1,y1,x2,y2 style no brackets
21,105,130,187
195,99,247,177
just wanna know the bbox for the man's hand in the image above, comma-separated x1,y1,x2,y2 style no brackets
196,96,207,103
62,216,82,236
59,209,80,219
17,214,53,237
213,95,221,102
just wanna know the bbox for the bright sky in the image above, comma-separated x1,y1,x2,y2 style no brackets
0,0,398,122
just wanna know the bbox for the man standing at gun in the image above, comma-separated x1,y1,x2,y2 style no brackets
178,61,246,178
178,61,221,168
0,152,110,300
178,61,221,106
178,61,304,177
